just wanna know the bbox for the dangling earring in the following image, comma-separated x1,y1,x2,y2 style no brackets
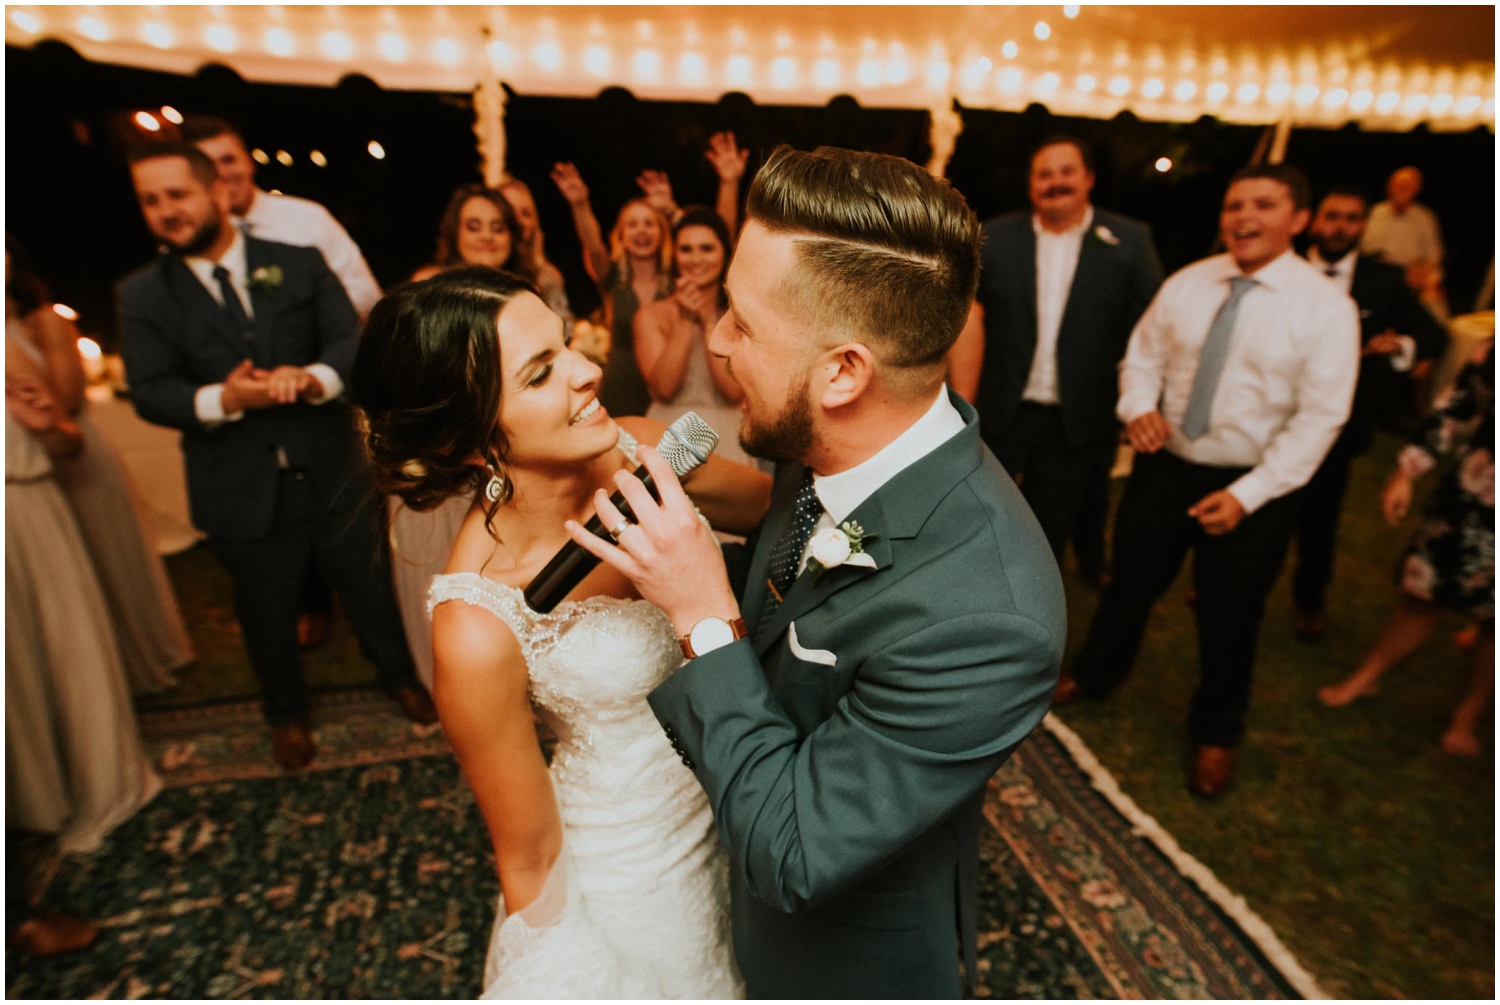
484,464,509,505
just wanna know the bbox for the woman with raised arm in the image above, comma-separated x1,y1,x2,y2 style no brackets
350,267,768,997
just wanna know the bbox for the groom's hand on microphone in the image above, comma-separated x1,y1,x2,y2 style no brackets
565,445,741,636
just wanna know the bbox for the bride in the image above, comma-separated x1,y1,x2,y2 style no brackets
350,267,769,998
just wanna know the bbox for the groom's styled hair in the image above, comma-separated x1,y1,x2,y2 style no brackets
745,145,980,380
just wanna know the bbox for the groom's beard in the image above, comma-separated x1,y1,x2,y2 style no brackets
740,373,815,465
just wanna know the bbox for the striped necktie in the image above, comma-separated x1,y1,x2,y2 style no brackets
1180,275,1257,440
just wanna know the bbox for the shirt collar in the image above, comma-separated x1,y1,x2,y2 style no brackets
1031,205,1095,239
239,188,271,229
1217,247,1298,291
184,224,247,288
812,386,966,523
1308,246,1356,277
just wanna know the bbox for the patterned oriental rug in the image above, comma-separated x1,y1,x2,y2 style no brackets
6,692,1325,999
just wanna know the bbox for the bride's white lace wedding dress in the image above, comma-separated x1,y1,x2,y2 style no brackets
427,440,742,998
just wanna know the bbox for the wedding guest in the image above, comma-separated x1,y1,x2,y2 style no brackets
1055,164,1360,798
1292,187,1449,639
1320,342,1494,757
948,135,1162,571
186,114,386,649
5,346,163,853
499,176,572,320
635,206,752,466
115,142,435,771
551,161,673,417
183,115,382,318
411,184,535,285
5,236,192,694
1361,166,1445,305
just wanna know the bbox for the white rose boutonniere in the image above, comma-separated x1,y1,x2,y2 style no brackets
247,264,284,293
805,521,878,581
1093,224,1120,247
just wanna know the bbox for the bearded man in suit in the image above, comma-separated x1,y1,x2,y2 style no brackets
115,142,434,770
568,146,1064,998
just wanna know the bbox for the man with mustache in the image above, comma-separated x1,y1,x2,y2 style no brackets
1291,186,1448,639
115,142,435,771
949,135,1162,581
1055,164,1359,798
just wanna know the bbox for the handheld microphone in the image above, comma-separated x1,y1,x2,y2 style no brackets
523,412,720,614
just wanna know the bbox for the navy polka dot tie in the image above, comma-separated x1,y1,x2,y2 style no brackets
760,469,822,628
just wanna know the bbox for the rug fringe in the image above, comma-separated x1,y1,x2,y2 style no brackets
1040,713,1330,1001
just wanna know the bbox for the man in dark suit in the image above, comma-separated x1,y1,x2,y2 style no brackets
115,142,435,770
569,147,1064,997
1292,185,1449,638
949,134,1162,571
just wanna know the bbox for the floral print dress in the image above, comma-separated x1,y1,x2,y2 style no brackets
1396,342,1495,619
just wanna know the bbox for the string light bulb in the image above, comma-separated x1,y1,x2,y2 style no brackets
160,105,184,125
367,140,386,160
55,304,81,322
134,111,161,132
310,150,328,167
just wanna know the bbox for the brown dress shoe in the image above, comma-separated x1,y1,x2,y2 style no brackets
1293,609,1328,641
9,911,98,956
1188,745,1236,799
1052,675,1090,708
391,685,439,726
270,723,316,771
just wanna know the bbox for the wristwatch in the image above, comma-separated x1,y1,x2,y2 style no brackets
679,616,749,659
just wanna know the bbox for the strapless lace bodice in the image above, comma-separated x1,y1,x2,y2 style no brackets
427,574,741,999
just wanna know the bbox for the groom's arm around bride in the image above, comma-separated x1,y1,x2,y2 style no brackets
569,146,1064,999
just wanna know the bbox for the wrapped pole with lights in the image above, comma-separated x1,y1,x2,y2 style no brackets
474,74,508,188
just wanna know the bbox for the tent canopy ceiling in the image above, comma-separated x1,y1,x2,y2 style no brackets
7,5,1494,131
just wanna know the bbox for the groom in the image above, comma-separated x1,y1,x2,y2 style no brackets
569,146,1064,997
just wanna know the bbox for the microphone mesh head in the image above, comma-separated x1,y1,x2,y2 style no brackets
656,412,720,477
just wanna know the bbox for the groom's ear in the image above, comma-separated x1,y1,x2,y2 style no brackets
815,342,876,411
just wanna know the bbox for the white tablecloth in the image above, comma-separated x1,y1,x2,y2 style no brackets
85,386,202,555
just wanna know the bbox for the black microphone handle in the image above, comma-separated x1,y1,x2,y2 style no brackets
522,464,662,614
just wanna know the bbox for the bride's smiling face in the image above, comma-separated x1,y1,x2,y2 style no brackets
494,293,617,472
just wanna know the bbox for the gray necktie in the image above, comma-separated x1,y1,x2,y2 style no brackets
1180,275,1257,440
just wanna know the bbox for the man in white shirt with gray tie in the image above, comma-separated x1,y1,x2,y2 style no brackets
1054,163,1360,798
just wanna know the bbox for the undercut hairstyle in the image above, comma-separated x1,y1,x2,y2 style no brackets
350,267,536,538
745,145,980,387
1030,133,1095,174
179,114,243,147
433,184,536,284
1319,184,1371,215
125,141,220,188
1229,163,1312,211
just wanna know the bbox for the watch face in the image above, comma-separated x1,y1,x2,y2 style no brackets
690,617,734,653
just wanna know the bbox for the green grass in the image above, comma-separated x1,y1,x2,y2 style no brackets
144,431,1493,999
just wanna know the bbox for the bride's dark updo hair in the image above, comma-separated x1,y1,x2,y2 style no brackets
351,267,536,528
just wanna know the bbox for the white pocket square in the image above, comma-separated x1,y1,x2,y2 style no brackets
787,622,838,667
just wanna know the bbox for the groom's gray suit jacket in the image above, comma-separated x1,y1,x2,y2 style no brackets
649,393,1064,998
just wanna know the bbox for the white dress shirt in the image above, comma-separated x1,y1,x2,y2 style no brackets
241,188,383,318
184,227,343,426
1117,250,1360,514
1360,201,1444,268
1023,207,1094,404
1308,247,1415,371
799,387,966,573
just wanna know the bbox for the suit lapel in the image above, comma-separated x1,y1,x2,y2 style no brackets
244,238,278,365
1017,223,1039,364
1053,229,1107,396
753,496,893,658
163,255,255,358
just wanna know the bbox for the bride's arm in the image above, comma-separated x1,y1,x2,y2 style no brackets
617,415,772,536
431,600,563,916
